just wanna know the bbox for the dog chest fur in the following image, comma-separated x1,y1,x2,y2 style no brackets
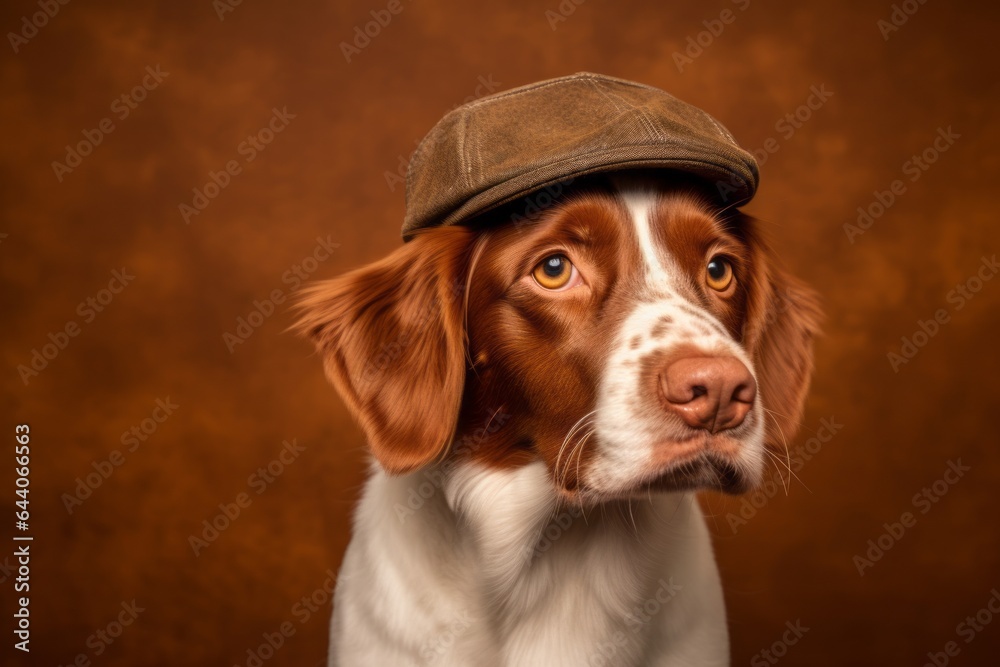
329,461,729,666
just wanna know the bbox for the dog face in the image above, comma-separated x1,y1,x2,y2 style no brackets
297,178,819,503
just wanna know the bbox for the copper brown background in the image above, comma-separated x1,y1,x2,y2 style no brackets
2,0,999,665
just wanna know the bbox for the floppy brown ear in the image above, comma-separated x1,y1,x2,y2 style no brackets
743,228,822,448
294,226,474,474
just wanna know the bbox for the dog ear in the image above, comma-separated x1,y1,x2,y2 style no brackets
294,226,474,474
742,224,822,448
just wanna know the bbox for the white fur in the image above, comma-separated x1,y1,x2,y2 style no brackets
328,188,760,665
588,187,765,497
620,188,674,284
330,462,728,666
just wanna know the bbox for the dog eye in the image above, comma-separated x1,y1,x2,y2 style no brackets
532,254,575,290
705,256,734,292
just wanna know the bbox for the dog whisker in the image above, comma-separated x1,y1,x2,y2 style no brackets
571,428,595,491
555,411,597,488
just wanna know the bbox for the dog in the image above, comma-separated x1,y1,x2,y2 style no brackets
296,173,819,666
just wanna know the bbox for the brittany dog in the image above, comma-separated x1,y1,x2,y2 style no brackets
296,173,820,666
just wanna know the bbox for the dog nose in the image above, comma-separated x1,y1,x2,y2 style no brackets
660,356,756,433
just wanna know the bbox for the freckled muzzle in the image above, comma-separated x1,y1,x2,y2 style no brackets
587,287,767,499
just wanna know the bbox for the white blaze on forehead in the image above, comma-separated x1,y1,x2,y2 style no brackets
581,181,766,497
615,186,682,292
619,188,666,282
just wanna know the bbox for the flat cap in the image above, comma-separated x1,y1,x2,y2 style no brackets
402,72,758,239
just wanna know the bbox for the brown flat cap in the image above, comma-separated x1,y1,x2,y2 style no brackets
402,72,758,239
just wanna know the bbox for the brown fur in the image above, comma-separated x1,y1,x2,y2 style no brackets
656,194,821,448
455,195,642,487
293,226,474,474
296,188,819,492
737,217,823,447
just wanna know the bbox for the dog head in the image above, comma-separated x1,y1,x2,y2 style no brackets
296,175,819,503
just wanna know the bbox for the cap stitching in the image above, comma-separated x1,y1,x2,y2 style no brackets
406,124,441,202
702,112,737,143
406,137,756,231
593,78,665,142
471,112,484,187
452,72,656,114
457,111,472,189
438,148,752,225
404,74,758,234
432,155,754,230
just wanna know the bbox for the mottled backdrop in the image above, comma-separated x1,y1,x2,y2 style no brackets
1,0,999,665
